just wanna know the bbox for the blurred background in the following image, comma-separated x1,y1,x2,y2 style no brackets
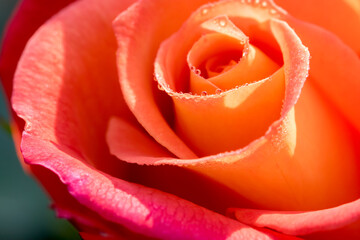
0,1,80,239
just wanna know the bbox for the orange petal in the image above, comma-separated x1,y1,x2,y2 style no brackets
283,14,360,136
113,0,213,159
187,16,279,94
107,117,174,165
174,68,285,156
275,0,360,55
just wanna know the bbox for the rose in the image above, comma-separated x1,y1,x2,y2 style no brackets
1,0,360,239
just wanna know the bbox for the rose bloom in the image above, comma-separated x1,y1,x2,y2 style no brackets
1,0,360,239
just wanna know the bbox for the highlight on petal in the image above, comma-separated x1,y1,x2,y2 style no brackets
21,133,298,240
12,0,136,173
232,198,360,238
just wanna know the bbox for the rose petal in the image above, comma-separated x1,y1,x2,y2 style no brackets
275,0,360,55
112,0,216,159
283,15,360,135
12,0,136,173
0,0,76,165
107,117,174,164
0,0,76,101
232,198,360,238
22,132,298,240
30,165,136,238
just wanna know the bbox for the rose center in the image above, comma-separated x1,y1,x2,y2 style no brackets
201,50,243,78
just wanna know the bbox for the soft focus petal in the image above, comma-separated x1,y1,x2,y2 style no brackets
275,0,360,55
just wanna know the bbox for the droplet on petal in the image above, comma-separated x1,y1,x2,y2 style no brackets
201,91,208,96
201,8,209,15
219,19,226,27
158,83,164,91
215,89,223,94
269,9,277,15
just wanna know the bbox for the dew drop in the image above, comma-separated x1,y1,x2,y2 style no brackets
195,69,201,75
261,1,268,7
158,84,164,91
269,9,277,14
190,65,196,72
201,91,208,96
153,73,160,81
255,0,260,4
215,89,223,94
201,8,209,15
219,19,226,27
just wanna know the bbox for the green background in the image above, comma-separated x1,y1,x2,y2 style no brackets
0,1,80,239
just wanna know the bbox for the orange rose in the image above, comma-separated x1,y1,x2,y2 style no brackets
1,0,360,239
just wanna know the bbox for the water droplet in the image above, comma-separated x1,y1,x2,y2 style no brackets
158,84,164,91
215,89,222,94
219,19,226,27
269,9,277,14
190,65,196,72
261,1,268,7
255,0,260,4
195,69,201,75
153,73,160,81
201,91,208,96
201,8,209,15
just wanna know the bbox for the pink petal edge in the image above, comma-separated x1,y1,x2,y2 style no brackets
21,132,299,240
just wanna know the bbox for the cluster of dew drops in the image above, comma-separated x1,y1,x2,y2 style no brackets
153,0,280,99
